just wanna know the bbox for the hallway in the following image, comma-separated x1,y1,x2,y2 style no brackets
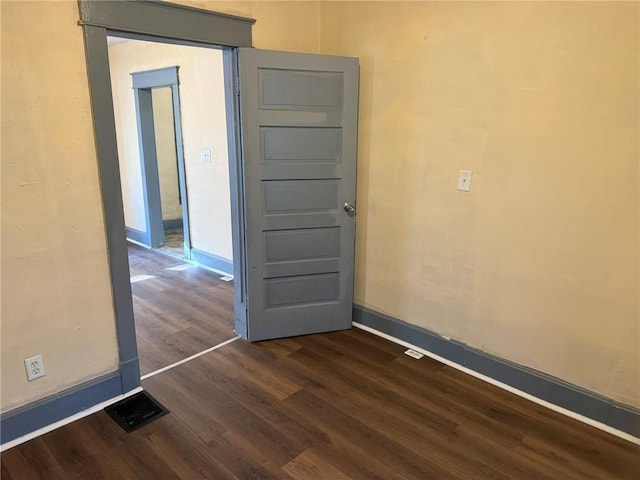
128,244,235,376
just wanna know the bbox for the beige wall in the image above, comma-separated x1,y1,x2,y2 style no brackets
0,0,322,413
152,87,182,221
1,1,119,412
109,43,145,232
320,1,639,407
108,0,326,256
178,1,322,54
108,40,233,260
1,0,638,417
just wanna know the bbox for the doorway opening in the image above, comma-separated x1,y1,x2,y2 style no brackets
79,0,256,394
128,64,190,260
81,0,358,397
148,85,187,261
107,35,237,377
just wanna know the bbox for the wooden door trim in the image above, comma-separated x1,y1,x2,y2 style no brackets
131,66,192,252
79,0,253,394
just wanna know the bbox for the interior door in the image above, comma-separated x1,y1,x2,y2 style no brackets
237,48,359,341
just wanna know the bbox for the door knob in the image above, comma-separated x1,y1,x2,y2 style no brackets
343,202,356,214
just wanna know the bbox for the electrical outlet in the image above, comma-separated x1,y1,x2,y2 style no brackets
404,349,424,359
24,354,45,381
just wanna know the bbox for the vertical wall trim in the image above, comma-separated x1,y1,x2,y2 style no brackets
170,82,192,259
133,86,165,248
81,24,141,394
4,0,259,451
131,66,186,250
223,48,248,337
78,0,254,401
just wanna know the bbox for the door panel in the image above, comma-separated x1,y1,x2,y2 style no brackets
263,180,339,213
259,69,343,108
262,127,342,163
265,228,341,262
238,48,359,341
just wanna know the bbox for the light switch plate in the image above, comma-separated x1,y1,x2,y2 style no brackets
457,170,473,192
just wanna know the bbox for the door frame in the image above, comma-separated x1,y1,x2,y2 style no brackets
130,66,191,255
78,0,255,394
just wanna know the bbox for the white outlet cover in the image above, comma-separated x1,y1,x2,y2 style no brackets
203,148,212,163
25,354,45,381
404,349,424,359
457,170,473,192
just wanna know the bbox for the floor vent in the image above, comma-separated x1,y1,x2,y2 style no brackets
105,391,169,432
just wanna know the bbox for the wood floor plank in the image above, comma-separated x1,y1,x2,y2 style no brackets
145,365,306,469
143,423,238,479
97,419,185,478
148,345,411,480
2,247,638,478
142,374,228,444
433,367,639,477
284,346,526,480
285,388,462,480
54,420,133,480
283,448,352,480
324,333,631,479
211,345,411,480
0,460,14,480
220,428,298,478
328,344,530,446
0,439,64,480
73,413,181,480
128,244,235,375
211,341,303,400
166,349,331,449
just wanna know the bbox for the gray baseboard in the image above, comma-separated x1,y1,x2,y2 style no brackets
0,372,124,444
191,248,233,276
162,218,183,231
125,226,150,247
353,305,639,438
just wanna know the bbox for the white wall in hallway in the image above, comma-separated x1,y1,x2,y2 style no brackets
108,39,233,261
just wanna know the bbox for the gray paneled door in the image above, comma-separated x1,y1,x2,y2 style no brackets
238,48,359,341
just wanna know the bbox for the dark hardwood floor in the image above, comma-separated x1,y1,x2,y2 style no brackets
2,248,639,478
128,244,235,375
